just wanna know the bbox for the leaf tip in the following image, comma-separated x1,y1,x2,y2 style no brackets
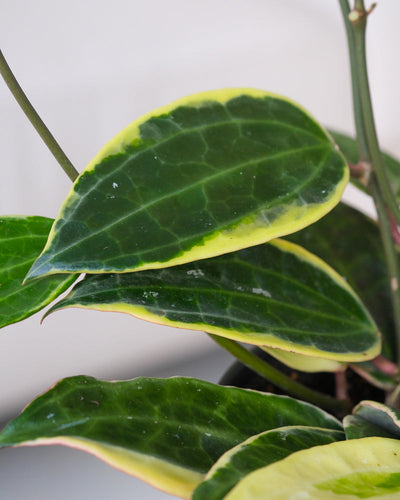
40,304,58,323
23,256,52,284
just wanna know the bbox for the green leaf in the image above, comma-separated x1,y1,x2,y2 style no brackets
287,202,395,361
26,89,348,280
192,426,344,500
350,361,397,391
262,347,343,372
0,376,341,498
347,401,400,441
46,238,380,362
330,130,400,198
0,216,76,329
223,437,400,499
343,415,396,440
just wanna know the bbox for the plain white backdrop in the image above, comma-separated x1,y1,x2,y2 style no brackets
1,1,399,498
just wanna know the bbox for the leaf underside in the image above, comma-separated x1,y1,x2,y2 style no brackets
47,238,379,361
27,89,348,280
0,376,341,498
0,216,76,329
262,347,343,372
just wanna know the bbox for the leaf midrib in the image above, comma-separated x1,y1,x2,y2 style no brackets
68,278,366,329
39,143,329,267
71,116,328,211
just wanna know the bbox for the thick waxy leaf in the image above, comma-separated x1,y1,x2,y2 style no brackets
350,361,397,391
26,89,348,280
343,415,396,440
330,130,400,198
0,376,341,498
192,426,344,500
0,216,76,329
224,437,400,499
263,347,343,372
47,238,379,361
287,202,395,361
347,401,400,441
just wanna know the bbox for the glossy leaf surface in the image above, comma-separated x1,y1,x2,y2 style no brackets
0,216,76,329
27,89,348,280
287,202,395,360
192,426,344,500
343,415,396,440
224,437,400,499
330,130,400,198
47,239,379,361
0,376,341,498
347,401,400,441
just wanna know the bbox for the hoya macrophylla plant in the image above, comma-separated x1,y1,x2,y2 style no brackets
25,88,348,280
1,1,400,498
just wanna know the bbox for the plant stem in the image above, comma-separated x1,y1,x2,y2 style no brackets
0,50,79,182
348,3,400,226
210,335,351,413
371,177,400,362
338,0,369,157
340,0,399,221
339,1,400,363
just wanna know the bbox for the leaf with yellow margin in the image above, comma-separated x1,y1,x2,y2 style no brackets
345,401,400,441
46,239,380,362
287,202,396,361
192,426,344,500
224,437,400,499
0,376,341,499
26,89,348,280
261,202,395,371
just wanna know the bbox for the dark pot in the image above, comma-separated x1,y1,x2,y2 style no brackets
219,348,386,417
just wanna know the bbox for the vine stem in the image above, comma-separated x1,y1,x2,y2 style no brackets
209,335,351,413
371,176,400,363
0,50,79,182
339,0,400,363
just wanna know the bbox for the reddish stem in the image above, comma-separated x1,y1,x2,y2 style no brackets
387,209,400,247
372,354,399,376
335,370,349,401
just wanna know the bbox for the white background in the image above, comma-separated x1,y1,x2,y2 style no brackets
1,1,399,498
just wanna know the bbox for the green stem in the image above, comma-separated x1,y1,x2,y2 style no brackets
371,177,400,362
338,0,369,158
0,50,79,182
339,1,400,363
349,4,400,225
210,335,351,413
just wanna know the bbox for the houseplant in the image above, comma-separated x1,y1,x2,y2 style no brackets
1,0,400,498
